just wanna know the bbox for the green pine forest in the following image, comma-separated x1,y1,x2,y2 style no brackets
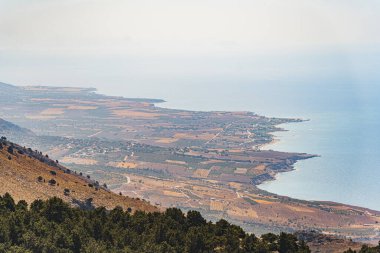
0,193,379,253
0,193,309,253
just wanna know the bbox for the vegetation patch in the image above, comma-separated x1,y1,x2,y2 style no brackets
0,193,317,253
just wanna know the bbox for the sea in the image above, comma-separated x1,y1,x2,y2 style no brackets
97,80,380,211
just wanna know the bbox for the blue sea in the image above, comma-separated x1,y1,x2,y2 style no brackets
98,80,380,211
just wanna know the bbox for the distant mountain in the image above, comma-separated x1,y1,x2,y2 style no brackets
0,81,20,92
0,118,34,136
0,81,16,88
0,138,157,212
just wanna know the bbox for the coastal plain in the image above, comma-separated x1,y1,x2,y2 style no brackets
0,82,379,242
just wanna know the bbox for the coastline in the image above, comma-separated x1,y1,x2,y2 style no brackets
3,84,331,207
2,82,380,241
97,84,319,193
64,85,323,206
258,137,280,151
32,83,380,211
253,119,319,186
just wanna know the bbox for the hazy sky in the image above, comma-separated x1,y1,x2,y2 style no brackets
1,0,380,53
0,0,379,97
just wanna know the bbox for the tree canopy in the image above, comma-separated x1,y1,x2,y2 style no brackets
0,193,311,253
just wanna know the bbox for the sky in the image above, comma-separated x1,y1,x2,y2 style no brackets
0,0,380,97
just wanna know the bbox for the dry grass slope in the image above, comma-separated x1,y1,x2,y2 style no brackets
0,140,157,213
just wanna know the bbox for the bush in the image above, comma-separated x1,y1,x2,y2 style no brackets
64,188,70,196
7,146,13,154
48,179,57,185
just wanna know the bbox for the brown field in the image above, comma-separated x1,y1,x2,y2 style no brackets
228,207,258,219
112,110,161,118
234,168,248,174
174,132,216,140
25,115,57,120
228,182,243,190
201,159,221,165
252,198,273,205
229,149,245,153
286,205,316,213
156,138,178,144
163,190,187,198
193,169,210,178
108,161,138,169
40,108,65,115
66,105,98,110
60,157,98,165
205,179,219,184
210,200,225,211
166,160,187,165
254,164,266,171
30,98,56,102
46,148,71,158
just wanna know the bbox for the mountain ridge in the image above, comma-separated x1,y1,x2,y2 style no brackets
0,118,35,136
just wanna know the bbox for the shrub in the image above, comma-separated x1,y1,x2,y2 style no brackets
48,179,57,185
7,146,13,154
64,188,70,196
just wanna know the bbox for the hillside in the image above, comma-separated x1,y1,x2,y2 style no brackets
0,118,34,137
0,82,20,92
0,137,157,212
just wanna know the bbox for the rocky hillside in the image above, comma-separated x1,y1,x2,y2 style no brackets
0,137,157,212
